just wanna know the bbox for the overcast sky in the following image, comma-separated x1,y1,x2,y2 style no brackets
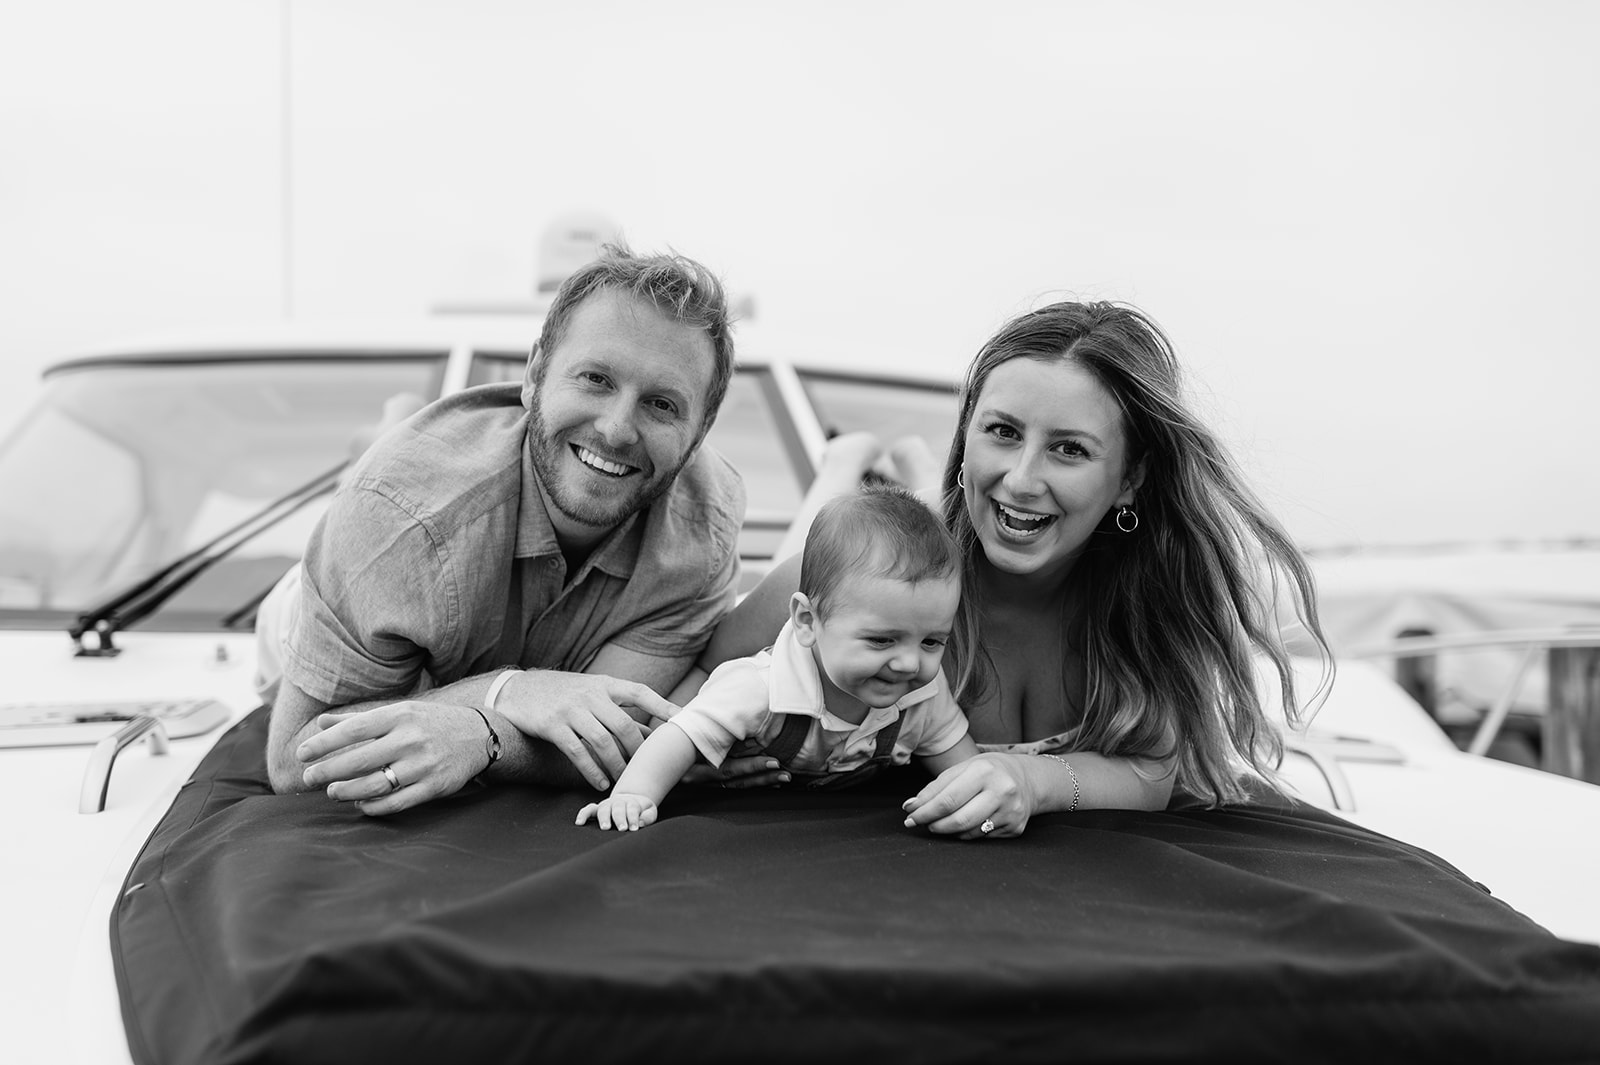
3,0,1596,551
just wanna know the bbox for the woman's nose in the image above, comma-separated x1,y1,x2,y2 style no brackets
1001,448,1045,496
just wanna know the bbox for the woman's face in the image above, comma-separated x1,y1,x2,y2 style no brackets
961,356,1141,585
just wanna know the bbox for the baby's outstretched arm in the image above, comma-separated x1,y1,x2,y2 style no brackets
919,734,981,777
575,721,701,831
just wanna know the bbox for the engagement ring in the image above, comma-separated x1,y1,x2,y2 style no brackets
979,819,995,835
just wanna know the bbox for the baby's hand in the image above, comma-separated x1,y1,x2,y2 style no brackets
574,794,659,831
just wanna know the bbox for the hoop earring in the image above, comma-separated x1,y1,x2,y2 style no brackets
956,467,966,489
1115,505,1139,533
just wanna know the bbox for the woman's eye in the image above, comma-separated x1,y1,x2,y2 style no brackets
1054,440,1090,459
982,421,1019,440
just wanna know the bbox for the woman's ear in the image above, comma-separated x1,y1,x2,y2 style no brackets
790,592,820,647
1120,456,1147,504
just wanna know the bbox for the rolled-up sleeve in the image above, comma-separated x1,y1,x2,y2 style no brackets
282,488,454,706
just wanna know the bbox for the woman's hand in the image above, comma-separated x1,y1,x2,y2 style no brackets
680,756,791,789
901,752,1036,839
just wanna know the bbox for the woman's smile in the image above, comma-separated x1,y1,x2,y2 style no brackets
992,499,1057,537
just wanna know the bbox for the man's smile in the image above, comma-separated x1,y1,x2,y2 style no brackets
572,444,639,478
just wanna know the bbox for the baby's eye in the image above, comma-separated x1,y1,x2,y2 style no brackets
921,637,947,650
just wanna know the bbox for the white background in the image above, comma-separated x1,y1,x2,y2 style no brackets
3,0,1596,551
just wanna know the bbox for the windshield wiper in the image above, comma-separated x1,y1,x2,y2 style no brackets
69,461,347,656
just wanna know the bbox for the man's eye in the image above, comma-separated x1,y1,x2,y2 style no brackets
579,371,610,388
647,397,679,416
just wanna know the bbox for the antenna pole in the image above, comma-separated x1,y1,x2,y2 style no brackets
280,0,295,320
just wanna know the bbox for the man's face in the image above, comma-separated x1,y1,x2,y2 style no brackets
526,289,718,547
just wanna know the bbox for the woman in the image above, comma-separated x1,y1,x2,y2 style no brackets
698,300,1331,838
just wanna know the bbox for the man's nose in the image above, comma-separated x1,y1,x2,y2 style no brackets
595,398,640,447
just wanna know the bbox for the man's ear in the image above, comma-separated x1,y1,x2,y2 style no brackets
520,342,542,411
790,592,820,647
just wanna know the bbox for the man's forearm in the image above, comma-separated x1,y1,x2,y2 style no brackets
488,730,600,791
266,686,410,793
268,672,510,793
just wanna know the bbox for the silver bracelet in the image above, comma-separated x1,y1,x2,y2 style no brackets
1042,753,1080,812
483,668,520,713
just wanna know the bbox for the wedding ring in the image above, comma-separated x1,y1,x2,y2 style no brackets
381,765,400,792
979,819,995,835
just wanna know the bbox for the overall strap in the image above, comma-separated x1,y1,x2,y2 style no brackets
786,714,906,791
760,712,813,766
867,716,904,764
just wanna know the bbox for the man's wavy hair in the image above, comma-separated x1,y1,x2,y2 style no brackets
801,484,960,619
527,241,735,435
939,300,1332,806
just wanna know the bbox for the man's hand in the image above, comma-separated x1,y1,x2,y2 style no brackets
574,793,659,831
297,701,496,816
490,670,678,791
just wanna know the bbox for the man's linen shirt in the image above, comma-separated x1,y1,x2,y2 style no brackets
283,382,744,705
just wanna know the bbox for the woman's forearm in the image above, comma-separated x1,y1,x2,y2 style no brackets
1029,750,1174,812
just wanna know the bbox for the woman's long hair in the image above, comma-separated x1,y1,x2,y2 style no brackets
941,301,1332,806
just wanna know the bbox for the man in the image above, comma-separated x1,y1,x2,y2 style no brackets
264,244,746,815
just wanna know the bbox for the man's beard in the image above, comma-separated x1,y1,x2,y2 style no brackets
527,396,691,530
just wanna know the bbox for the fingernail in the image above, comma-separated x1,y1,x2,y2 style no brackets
903,817,915,828
765,760,779,770
901,799,913,810
778,773,790,783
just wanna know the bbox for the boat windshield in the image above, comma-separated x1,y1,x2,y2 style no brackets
0,355,445,630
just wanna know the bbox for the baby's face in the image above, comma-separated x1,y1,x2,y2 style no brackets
808,572,960,710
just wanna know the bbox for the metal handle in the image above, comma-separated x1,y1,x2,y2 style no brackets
78,714,170,814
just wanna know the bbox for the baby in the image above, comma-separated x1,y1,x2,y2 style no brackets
577,484,979,830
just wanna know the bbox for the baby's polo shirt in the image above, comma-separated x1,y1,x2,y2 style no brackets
283,382,744,706
670,619,970,773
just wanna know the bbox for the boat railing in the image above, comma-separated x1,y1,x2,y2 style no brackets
1347,626,1600,785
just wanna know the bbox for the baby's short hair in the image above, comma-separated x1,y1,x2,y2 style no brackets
799,485,960,617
